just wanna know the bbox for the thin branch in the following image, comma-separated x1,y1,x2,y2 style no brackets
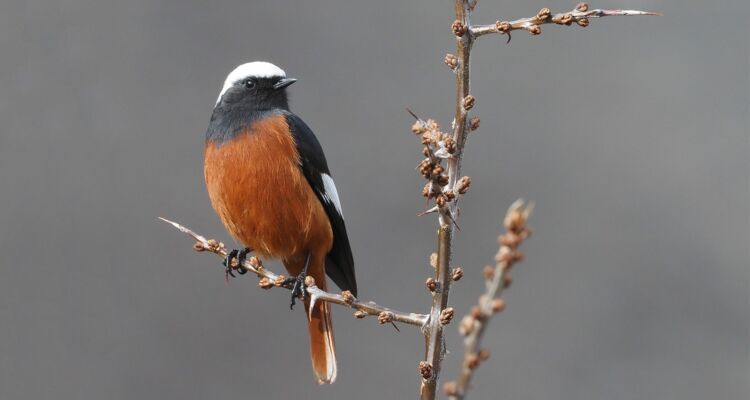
471,4,661,41
445,201,533,400
159,217,428,327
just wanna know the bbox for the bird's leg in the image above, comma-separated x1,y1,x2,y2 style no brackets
235,247,252,275
282,253,311,310
223,249,240,279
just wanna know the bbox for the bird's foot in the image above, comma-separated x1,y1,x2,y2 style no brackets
223,247,252,280
282,272,307,310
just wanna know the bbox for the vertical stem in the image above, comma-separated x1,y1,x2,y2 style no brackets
420,227,453,399
420,3,472,398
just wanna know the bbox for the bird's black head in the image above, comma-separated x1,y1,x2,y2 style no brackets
207,62,297,143
214,61,296,111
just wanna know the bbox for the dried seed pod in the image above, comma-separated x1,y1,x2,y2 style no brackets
451,20,466,36
537,7,551,20
444,53,458,70
527,24,542,35
469,116,481,131
491,298,506,313
378,311,394,324
258,277,274,289
462,95,476,110
495,20,511,33
342,290,355,304
425,277,438,292
439,307,455,325
451,267,464,281
419,361,433,379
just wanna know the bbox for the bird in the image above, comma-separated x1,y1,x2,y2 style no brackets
203,61,357,384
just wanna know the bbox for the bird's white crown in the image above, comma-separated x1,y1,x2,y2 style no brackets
216,61,286,104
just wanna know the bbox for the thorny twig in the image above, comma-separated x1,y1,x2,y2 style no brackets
159,217,428,327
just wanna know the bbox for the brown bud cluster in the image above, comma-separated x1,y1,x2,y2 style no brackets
495,20,511,33
440,307,455,325
304,275,316,287
378,311,394,324
527,24,542,35
465,353,480,370
456,176,471,195
451,267,464,281
478,348,491,362
537,7,551,21
419,361,433,379
459,315,476,336
576,17,589,27
429,253,438,269
469,116,481,131
353,310,367,319
471,305,485,321
491,298,506,313
553,13,574,25
463,95,476,110
193,241,205,252
342,290,355,304
444,53,458,70
576,2,589,12
258,277,274,289
274,275,286,287
451,20,465,37
411,121,427,134
483,265,495,281
425,277,438,292
443,381,458,396
206,239,222,252
443,137,456,154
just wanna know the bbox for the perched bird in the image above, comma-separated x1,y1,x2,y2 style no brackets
204,61,357,384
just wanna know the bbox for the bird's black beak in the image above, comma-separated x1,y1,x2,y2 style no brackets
273,78,297,90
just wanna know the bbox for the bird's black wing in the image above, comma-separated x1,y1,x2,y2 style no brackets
283,111,358,296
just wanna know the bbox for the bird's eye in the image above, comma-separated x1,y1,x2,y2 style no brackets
244,79,256,89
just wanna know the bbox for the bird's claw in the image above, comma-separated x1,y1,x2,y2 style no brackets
223,247,252,280
282,273,307,310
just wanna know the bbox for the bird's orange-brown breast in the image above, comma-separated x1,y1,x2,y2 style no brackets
204,114,333,261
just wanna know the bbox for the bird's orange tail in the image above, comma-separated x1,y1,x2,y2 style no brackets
305,284,337,384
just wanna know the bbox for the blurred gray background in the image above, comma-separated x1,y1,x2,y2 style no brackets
0,0,747,399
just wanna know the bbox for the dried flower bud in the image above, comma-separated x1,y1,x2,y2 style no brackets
437,175,450,186
478,348,491,361
456,176,471,194
576,17,589,27
462,95,475,110
469,116,481,131
440,307,455,325
465,353,480,369
444,53,458,70
495,20,511,33
342,290,355,304
483,265,495,280
436,194,447,207
491,298,506,313
429,253,438,269
443,381,458,396
471,305,485,321
206,239,221,251
432,164,444,176
444,191,456,201
503,274,513,289
412,121,427,134
576,2,589,12
419,361,433,379
527,24,542,35
451,267,464,281
459,315,475,336
443,137,457,154
537,7,551,20
420,132,432,145
425,277,438,292
451,20,465,37
258,277,274,289
378,311,394,324
353,310,367,319
193,241,205,252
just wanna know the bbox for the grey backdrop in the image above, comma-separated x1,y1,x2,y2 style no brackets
0,1,747,399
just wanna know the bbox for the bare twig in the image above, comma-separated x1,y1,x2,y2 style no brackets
445,200,533,400
159,217,428,327
471,4,661,41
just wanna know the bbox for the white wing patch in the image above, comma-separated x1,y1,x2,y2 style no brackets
321,174,343,217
